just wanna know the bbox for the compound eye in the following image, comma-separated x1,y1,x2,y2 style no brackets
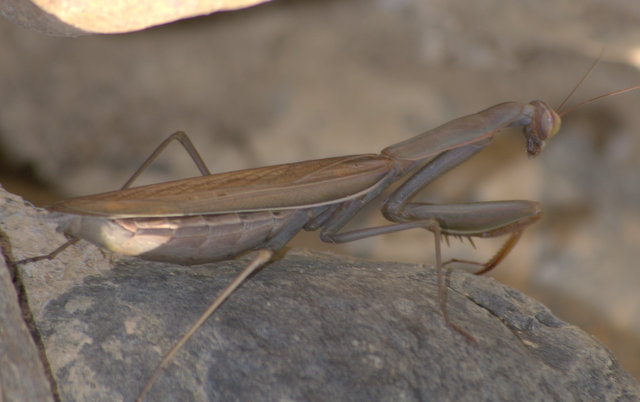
542,108,562,140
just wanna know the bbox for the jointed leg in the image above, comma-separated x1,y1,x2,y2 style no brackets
443,231,524,275
16,237,79,265
136,249,274,402
323,219,475,342
122,131,211,189
18,132,210,265
136,209,311,401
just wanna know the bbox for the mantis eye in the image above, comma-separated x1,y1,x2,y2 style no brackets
542,107,562,140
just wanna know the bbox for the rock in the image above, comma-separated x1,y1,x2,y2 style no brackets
0,221,53,399
0,0,271,36
1,185,638,401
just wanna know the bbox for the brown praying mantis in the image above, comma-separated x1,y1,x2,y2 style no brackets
16,67,639,400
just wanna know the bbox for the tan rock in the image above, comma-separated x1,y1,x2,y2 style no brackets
0,0,271,35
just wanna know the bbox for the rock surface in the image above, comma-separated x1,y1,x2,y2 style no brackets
0,0,271,35
2,185,639,401
0,234,53,401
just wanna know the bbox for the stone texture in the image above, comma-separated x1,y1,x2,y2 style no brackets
2,185,639,401
1,0,640,383
0,0,271,35
0,225,53,400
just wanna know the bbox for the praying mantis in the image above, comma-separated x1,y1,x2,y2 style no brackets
16,66,639,400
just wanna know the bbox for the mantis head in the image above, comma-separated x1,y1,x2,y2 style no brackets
523,100,561,157
525,84,640,158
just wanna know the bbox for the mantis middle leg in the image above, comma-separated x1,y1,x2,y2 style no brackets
318,141,541,340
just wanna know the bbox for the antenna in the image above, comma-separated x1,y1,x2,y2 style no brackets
554,48,639,117
556,49,604,113
559,85,640,117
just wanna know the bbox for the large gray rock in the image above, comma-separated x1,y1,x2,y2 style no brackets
0,234,53,401
2,186,638,401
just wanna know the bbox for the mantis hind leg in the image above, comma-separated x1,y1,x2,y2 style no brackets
17,132,209,265
121,131,211,189
136,208,311,401
15,237,79,265
135,248,275,402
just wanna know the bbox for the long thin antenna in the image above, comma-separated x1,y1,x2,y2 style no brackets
558,85,640,117
556,49,604,113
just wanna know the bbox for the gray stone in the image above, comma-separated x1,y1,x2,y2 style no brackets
2,186,638,401
0,233,53,400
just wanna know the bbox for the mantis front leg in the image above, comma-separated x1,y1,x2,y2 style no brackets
320,141,541,340
383,141,543,274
